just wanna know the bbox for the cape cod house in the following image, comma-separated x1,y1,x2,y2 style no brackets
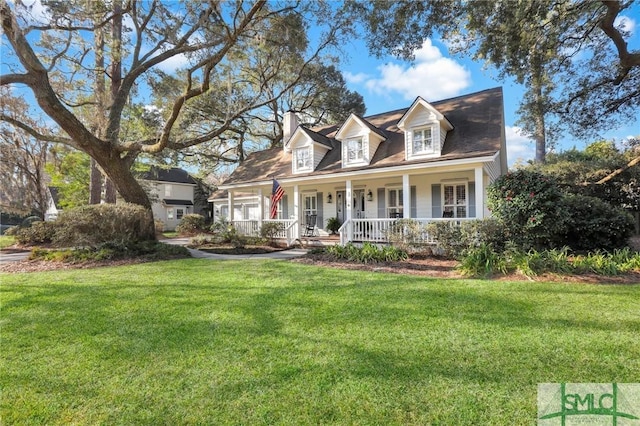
210,87,507,245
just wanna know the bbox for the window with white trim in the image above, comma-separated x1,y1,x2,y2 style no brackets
164,184,172,197
176,208,184,220
295,146,311,171
167,208,174,220
387,188,403,218
412,126,434,154
346,138,364,163
443,183,467,218
303,194,317,218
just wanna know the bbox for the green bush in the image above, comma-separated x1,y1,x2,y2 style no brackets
387,219,426,252
326,242,408,263
487,170,567,250
560,194,634,252
54,203,153,247
326,217,341,235
458,243,507,277
427,219,507,259
176,214,206,236
15,221,57,245
260,222,285,246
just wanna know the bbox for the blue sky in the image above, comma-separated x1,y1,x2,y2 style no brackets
336,15,640,166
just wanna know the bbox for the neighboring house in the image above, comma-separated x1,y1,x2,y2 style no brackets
140,167,197,231
44,187,61,221
211,87,508,245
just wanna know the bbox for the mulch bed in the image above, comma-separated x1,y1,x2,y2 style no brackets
293,252,640,284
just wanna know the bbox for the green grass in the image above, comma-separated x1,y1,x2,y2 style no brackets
0,235,16,249
1,260,639,425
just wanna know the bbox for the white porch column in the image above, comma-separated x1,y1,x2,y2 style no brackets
257,188,263,226
345,180,353,241
475,166,484,219
293,185,300,239
345,180,352,219
227,191,234,221
402,174,410,218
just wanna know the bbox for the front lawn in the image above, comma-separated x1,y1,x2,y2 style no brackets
1,260,639,424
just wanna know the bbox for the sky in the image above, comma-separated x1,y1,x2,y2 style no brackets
4,0,640,168
336,16,640,166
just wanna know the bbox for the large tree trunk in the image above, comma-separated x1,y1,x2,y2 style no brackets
89,158,102,204
89,148,155,240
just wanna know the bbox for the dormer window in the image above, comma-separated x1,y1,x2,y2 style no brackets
295,146,311,171
397,96,453,161
347,138,364,163
412,127,434,154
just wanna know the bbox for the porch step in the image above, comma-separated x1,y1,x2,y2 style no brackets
299,235,340,247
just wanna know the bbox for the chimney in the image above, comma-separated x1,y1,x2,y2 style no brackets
282,110,298,152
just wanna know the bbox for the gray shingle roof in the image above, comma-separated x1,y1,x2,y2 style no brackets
222,87,505,186
139,166,196,185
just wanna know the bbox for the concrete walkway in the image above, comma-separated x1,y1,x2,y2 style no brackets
159,238,308,260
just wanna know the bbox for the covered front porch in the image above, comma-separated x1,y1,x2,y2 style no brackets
215,156,500,246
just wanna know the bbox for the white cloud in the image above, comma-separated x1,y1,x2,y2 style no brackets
156,53,190,73
505,126,535,166
343,71,370,85
363,39,471,101
615,15,636,35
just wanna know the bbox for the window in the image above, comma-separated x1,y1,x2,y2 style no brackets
164,184,172,197
412,127,433,154
443,184,467,218
167,208,174,220
346,138,364,163
176,208,184,220
387,188,403,218
296,147,311,170
303,194,317,218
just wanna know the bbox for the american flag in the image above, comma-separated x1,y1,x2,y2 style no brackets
270,179,285,219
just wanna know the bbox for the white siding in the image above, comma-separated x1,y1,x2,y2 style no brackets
313,144,328,169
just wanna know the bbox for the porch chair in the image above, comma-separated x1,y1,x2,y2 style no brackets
303,214,317,237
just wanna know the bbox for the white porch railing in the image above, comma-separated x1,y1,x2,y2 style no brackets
338,217,475,245
230,219,299,246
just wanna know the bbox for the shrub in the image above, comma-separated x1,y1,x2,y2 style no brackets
326,242,408,263
387,219,426,252
15,221,57,245
155,219,165,234
427,219,507,259
487,170,567,250
176,214,206,236
326,217,341,235
560,194,635,252
260,222,285,246
458,243,507,277
4,225,20,236
53,203,153,247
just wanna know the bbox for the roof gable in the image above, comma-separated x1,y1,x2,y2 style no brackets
334,114,386,141
397,97,453,131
